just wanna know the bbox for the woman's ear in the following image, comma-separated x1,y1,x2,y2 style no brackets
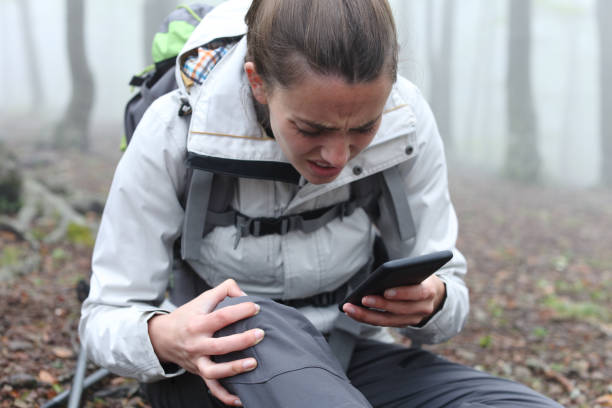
244,62,268,104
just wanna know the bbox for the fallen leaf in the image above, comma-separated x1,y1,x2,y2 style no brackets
14,399,29,408
111,377,127,386
595,394,612,407
543,368,573,393
52,346,73,359
38,370,56,384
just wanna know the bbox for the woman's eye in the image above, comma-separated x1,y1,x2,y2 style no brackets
355,127,375,134
297,128,322,137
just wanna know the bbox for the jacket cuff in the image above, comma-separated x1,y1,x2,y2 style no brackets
137,309,186,382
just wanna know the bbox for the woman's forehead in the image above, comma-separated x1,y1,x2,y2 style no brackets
272,72,393,124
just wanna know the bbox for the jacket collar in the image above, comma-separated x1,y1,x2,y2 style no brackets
175,0,250,99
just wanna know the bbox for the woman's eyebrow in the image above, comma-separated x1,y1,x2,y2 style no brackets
294,115,381,132
351,116,381,131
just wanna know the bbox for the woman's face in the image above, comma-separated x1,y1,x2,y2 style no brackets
246,64,393,184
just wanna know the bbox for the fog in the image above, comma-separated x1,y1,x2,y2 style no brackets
0,0,608,188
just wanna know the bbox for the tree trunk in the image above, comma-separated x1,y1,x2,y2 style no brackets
53,0,94,152
16,0,44,110
143,0,177,65
599,0,612,187
0,143,22,216
427,0,455,151
505,0,540,182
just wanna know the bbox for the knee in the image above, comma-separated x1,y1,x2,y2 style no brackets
212,296,344,384
214,295,316,334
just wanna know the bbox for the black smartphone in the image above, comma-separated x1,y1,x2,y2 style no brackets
338,250,453,311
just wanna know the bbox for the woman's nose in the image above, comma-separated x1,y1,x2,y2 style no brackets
320,134,350,168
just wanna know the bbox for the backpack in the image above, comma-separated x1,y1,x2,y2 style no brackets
122,3,213,151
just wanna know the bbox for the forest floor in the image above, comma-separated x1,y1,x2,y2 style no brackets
0,119,610,408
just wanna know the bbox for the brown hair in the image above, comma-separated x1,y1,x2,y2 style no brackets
245,0,398,89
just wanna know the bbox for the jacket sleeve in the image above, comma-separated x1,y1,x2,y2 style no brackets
378,86,469,345
78,92,189,382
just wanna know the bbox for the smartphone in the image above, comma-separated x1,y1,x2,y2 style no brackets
338,250,453,311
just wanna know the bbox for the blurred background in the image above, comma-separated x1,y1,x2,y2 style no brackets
1,0,610,187
0,1,610,407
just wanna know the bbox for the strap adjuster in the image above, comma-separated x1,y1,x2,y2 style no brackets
280,218,289,235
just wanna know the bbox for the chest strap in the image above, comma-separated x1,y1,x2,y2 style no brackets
181,166,416,261
205,194,378,249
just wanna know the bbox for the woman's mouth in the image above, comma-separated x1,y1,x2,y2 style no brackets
307,160,343,179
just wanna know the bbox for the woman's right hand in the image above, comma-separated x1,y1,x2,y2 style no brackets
147,279,264,406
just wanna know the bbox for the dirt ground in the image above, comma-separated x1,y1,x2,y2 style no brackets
0,119,610,407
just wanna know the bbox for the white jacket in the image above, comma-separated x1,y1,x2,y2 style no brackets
79,0,469,382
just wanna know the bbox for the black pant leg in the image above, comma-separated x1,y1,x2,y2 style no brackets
348,339,564,408
141,372,222,408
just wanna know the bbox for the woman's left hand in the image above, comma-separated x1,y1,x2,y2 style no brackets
342,275,446,327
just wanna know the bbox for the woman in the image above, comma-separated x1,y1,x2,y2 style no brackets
80,0,562,407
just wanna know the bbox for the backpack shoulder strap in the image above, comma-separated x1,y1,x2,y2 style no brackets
353,166,417,242
381,166,416,242
180,169,214,261
181,169,237,261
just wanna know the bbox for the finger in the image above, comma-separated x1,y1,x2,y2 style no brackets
383,283,433,302
202,328,265,355
208,279,248,304
221,278,249,298
204,302,261,333
185,302,260,335
204,378,243,407
343,303,424,327
200,356,258,380
361,295,435,316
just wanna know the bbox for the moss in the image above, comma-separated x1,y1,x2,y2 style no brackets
479,334,493,348
542,295,610,322
66,222,95,247
1,245,23,267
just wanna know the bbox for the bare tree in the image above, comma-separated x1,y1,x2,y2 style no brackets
505,0,540,182
143,0,177,64
599,0,612,187
427,0,455,150
16,0,44,110
54,0,94,152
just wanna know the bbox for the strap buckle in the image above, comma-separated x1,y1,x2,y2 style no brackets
234,215,251,249
178,98,192,117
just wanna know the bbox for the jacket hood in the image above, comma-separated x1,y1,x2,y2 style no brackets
175,0,250,101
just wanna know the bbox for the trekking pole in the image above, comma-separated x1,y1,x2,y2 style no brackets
41,345,109,408
66,345,88,408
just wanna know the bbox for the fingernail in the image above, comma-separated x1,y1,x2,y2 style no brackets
234,398,242,406
254,328,265,343
386,289,397,298
363,297,375,306
345,304,355,314
253,303,260,315
242,358,256,370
